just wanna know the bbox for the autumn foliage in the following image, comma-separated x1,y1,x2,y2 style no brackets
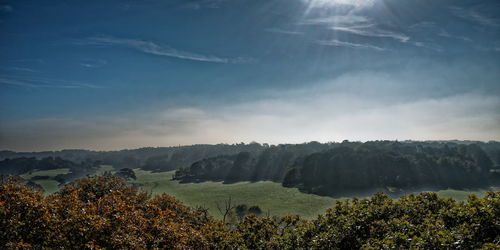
0,175,210,248
1,175,499,249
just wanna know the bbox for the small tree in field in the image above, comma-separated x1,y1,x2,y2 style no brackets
216,196,235,223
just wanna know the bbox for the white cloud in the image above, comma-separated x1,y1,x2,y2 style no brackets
181,0,227,10
330,24,410,43
412,41,443,52
265,28,304,35
3,92,497,151
317,39,385,51
80,58,107,68
301,15,369,26
302,15,409,43
0,76,102,89
79,36,253,64
0,66,39,73
408,21,472,44
3,69,498,151
302,0,375,9
450,6,500,27
437,30,472,42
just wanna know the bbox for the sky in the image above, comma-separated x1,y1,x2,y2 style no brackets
0,0,499,151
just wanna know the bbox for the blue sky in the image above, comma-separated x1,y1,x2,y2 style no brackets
1,0,499,151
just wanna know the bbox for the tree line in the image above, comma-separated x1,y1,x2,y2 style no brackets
2,141,500,196
0,156,99,178
0,157,138,190
0,143,265,171
2,141,499,174
174,141,500,196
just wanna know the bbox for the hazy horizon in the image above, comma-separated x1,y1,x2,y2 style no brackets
1,0,500,151
2,139,499,153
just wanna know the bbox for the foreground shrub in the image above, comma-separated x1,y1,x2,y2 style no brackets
1,175,499,249
0,175,210,248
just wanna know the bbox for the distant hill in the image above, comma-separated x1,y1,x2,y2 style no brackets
0,143,265,171
2,141,500,197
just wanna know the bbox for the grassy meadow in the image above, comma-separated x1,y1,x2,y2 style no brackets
132,169,338,219
434,189,490,201
18,165,113,194
20,168,71,194
18,167,498,219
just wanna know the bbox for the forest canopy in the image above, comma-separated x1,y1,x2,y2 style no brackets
174,141,500,196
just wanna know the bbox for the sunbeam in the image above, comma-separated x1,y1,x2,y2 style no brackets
303,0,376,9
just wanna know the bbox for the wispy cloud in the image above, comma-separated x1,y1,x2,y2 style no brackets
474,43,500,53
317,39,385,51
409,21,472,42
265,28,303,35
408,21,437,30
0,78,37,88
412,41,443,52
0,66,39,73
0,5,13,12
12,58,45,64
302,15,409,43
4,73,499,150
330,24,410,43
302,0,375,9
80,63,101,68
0,76,102,89
301,15,369,26
437,30,472,42
77,36,252,64
80,58,107,68
450,6,500,27
181,0,228,10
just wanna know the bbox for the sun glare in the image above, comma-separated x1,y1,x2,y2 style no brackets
304,0,375,8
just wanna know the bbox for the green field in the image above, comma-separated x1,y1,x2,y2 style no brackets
20,168,71,194
18,167,498,219
132,169,338,219
20,168,71,179
131,170,498,219
96,165,114,175
434,189,491,201
18,166,113,194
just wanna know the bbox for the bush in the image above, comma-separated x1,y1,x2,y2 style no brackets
1,175,499,249
0,175,211,248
